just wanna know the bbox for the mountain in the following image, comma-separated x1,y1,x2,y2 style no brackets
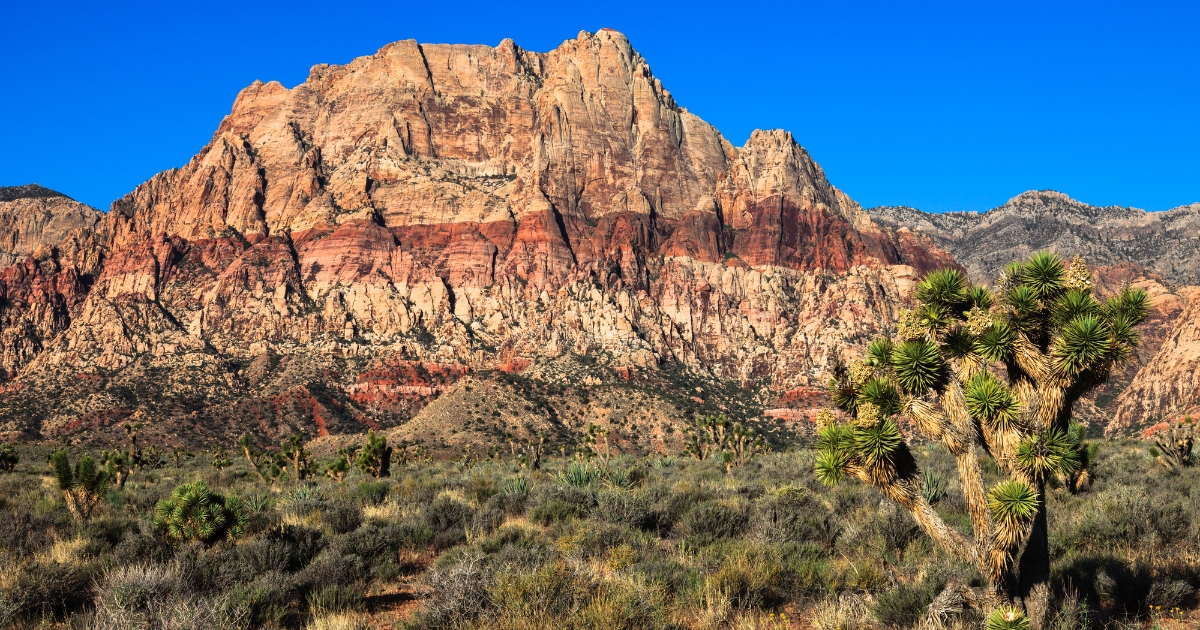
869,190,1200,286
0,30,953,448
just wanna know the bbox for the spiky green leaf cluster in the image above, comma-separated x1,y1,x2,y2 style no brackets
814,424,855,487
854,419,902,466
857,378,901,417
987,480,1039,531
1054,316,1112,374
975,320,1015,362
153,481,247,544
985,607,1032,630
1015,429,1080,480
965,372,1021,430
891,339,943,393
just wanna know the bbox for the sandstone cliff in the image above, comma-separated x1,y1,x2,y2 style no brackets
0,31,954,446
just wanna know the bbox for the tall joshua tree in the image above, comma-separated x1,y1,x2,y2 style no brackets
815,252,1148,622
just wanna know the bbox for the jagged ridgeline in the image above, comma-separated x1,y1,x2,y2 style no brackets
0,30,954,447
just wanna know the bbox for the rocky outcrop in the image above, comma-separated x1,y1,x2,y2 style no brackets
1110,286,1200,432
0,30,954,444
869,191,1200,285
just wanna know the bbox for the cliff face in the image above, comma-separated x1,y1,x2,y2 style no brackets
0,30,954,445
869,191,1200,286
1111,286,1200,432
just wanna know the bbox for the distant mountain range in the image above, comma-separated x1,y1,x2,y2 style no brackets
870,190,1200,286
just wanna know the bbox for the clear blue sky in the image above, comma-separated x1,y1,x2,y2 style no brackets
2,1,1197,213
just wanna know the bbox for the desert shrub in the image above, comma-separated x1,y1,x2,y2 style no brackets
415,555,493,627
472,505,505,537
91,563,186,628
1047,590,1094,630
306,584,365,616
753,485,837,547
634,554,701,596
9,559,96,620
596,489,653,530
466,474,499,505
1146,578,1194,609
485,489,527,516
238,536,293,576
295,552,369,595
423,496,473,550
0,506,65,556
681,501,748,544
322,502,363,535
704,543,789,609
530,497,584,526
870,503,920,554
226,570,292,626
811,593,874,630
267,523,326,571
111,519,176,567
873,571,945,628
355,480,390,507
489,559,595,622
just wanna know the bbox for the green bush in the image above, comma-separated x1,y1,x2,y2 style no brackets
681,501,747,544
530,498,585,526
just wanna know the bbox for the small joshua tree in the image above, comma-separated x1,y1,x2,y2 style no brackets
726,421,767,470
683,415,729,461
281,434,311,481
0,443,18,472
208,446,232,471
1154,416,1196,468
237,433,284,483
153,481,247,544
356,429,392,478
102,449,133,490
815,253,1147,618
325,453,351,482
584,423,613,468
518,433,546,471
50,450,110,523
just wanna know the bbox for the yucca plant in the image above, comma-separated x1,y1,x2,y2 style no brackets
356,429,392,478
815,252,1147,617
50,449,110,523
153,481,248,544
102,449,133,490
1153,416,1195,468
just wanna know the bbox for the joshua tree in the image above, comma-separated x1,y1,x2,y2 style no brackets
0,443,18,472
50,450,110,523
725,421,767,470
281,433,311,481
815,253,1148,622
1154,416,1196,468
518,433,546,472
102,449,133,490
237,433,272,483
208,446,232,471
683,415,729,461
153,481,247,544
356,429,392,478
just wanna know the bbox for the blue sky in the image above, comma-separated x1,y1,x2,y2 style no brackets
2,1,1197,213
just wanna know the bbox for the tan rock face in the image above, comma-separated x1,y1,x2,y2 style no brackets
0,31,956,443
1111,286,1200,431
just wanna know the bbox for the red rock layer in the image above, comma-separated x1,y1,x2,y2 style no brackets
0,30,959,440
